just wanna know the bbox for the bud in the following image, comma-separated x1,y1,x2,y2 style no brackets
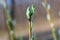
58,11,60,17
47,13,51,21
42,2,46,8
47,4,50,10
0,0,6,8
26,6,30,19
26,5,35,20
31,4,35,13
50,22,54,27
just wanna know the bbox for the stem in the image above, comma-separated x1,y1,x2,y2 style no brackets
3,7,14,40
10,0,15,40
51,25,56,40
45,2,57,40
29,16,32,40
3,0,15,40
46,8,57,40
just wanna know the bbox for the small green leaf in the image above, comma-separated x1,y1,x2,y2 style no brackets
26,5,35,20
26,6,30,19
31,4,35,13
42,2,46,8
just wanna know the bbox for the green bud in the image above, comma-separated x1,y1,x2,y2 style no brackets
26,6,30,19
31,4,35,13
